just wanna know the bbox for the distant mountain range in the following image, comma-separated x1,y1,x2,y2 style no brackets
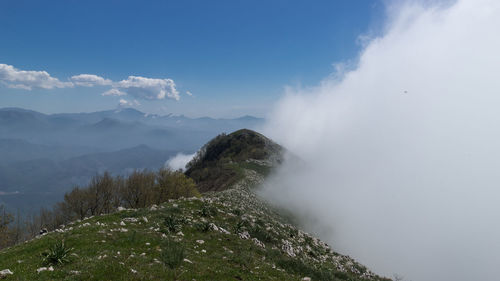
0,107,264,212
0,107,264,151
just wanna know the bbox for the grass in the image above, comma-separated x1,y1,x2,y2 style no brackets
0,201,298,280
0,164,390,281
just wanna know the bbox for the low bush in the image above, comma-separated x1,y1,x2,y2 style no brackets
199,203,217,217
41,240,73,266
194,221,211,232
160,240,185,279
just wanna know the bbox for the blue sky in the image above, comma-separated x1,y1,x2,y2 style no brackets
0,0,384,118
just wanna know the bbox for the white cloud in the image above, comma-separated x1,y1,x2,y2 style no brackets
118,99,140,108
113,76,180,100
71,74,112,87
102,88,126,96
0,63,73,90
165,153,195,171
262,1,500,281
1,64,182,102
186,90,193,96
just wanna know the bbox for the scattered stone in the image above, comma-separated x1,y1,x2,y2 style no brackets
218,226,231,234
239,231,250,239
252,238,265,248
282,240,296,257
130,269,138,274
201,249,206,253
36,266,54,273
302,277,311,281
183,258,193,264
120,221,126,226
70,270,81,275
0,269,13,277
196,240,205,244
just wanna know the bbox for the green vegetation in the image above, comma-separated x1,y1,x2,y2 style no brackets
0,186,389,281
41,240,73,266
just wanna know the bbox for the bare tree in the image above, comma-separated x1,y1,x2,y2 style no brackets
0,205,14,249
120,170,155,208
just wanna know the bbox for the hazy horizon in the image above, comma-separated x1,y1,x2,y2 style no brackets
0,106,265,120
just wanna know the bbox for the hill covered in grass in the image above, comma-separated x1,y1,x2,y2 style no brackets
185,129,284,192
0,129,390,281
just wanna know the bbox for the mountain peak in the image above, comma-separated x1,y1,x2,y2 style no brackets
185,129,283,192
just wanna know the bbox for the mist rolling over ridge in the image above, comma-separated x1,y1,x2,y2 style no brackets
1,0,498,279
261,0,500,280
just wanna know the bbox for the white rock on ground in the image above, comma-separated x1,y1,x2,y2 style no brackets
252,238,265,248
0,269,13,277
239,231,250,239
36,266,54,273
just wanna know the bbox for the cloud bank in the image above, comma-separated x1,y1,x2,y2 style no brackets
0,64,182,102
261,1,500,281
0,63,73,90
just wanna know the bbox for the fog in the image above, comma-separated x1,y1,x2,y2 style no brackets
260,0,500,280
165,153,196,171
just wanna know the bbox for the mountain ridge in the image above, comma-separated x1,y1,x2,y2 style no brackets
0,129,390,281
